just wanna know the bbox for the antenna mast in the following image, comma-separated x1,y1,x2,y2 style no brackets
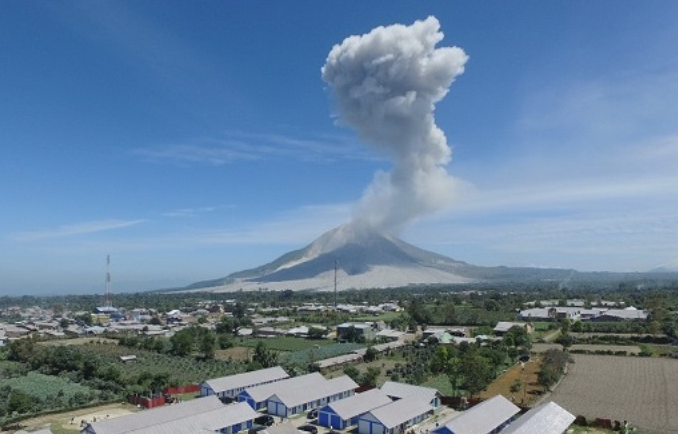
105,254,112,308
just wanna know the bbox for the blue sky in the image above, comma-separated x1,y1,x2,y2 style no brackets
2,1,678,295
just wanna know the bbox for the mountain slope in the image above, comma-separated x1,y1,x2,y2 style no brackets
184,223,577,292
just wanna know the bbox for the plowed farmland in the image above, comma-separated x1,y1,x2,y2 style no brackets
549,354,678,434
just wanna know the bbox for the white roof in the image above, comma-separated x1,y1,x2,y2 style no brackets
494,322,527,332
315,353,363,369
380,381,439,402
204,366,289,394
439,395,520,434
365,395,433,429
243,372,326,403
602,309,648,320
87,395,225,434
123,402,258,434
272,375,358,408
501,401,575,434
323,388,392,420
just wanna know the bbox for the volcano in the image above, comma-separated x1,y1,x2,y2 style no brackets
184,224,577,293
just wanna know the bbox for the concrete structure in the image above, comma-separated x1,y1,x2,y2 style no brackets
433,395,520,434
318,389,393,429
267,375,358,417
337,322,377,342
357,395,433,434
500,402,574,434
201,366,289,400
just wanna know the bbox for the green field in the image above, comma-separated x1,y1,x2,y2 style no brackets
238,336,334,352
1,371,94,403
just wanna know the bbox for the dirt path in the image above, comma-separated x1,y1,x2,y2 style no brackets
478,358,542,406
7,402,137,433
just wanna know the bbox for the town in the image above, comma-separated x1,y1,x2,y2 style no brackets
1,284,676,434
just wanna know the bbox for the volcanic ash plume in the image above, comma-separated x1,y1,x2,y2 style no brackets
321,16,468,233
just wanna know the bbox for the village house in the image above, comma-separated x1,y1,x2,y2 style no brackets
266,375,357,417
82,396,257,434
493,322,534,336
432,395,520,434
201,366,290,401
357,395,433,434
237,372,326,410
318,388,392,430
500,401,575,434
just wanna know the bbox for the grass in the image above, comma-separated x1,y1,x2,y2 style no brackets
422,375,456,396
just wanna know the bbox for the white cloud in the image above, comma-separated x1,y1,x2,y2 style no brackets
13,219,146,241
132,131,374,166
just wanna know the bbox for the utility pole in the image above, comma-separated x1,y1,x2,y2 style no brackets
334,259,338,310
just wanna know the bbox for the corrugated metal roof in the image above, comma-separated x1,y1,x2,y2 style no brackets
380,381,439,402
440,395,520,434
501,401,575,434
121,402,258,434
87,395,224,434
272,375,358,408
243,372,326,403
204,366,289,394
315,353,363,369
365,395,433,429
323,388,392,420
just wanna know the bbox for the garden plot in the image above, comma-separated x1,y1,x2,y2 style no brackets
549,354,678,434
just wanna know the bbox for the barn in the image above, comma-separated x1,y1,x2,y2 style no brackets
318,388,392,429
432,395,520,434
357,395,433,434
500,401,575,434
82,396,258,434
238,372,326,410
267,375,358,417
201,366,290,401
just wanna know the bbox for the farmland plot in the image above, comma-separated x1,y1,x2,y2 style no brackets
549,354,678,434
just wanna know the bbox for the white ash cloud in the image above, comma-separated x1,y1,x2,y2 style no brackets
321,16,468,233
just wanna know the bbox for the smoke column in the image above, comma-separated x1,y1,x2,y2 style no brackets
321,16,468,233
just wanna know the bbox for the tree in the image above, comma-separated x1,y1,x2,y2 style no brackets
307,327,328,340
510,378,522,394
460,352,494,397
170,329,194,356
560,318,571,335
343,365,361,383
360,366,381,388
8,390,33,414
199,331,217,359
363,346,378,362
252,341,278,368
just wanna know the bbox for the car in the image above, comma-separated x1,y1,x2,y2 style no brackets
306,409,319,419
255,415,275,427
298,424,318,434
